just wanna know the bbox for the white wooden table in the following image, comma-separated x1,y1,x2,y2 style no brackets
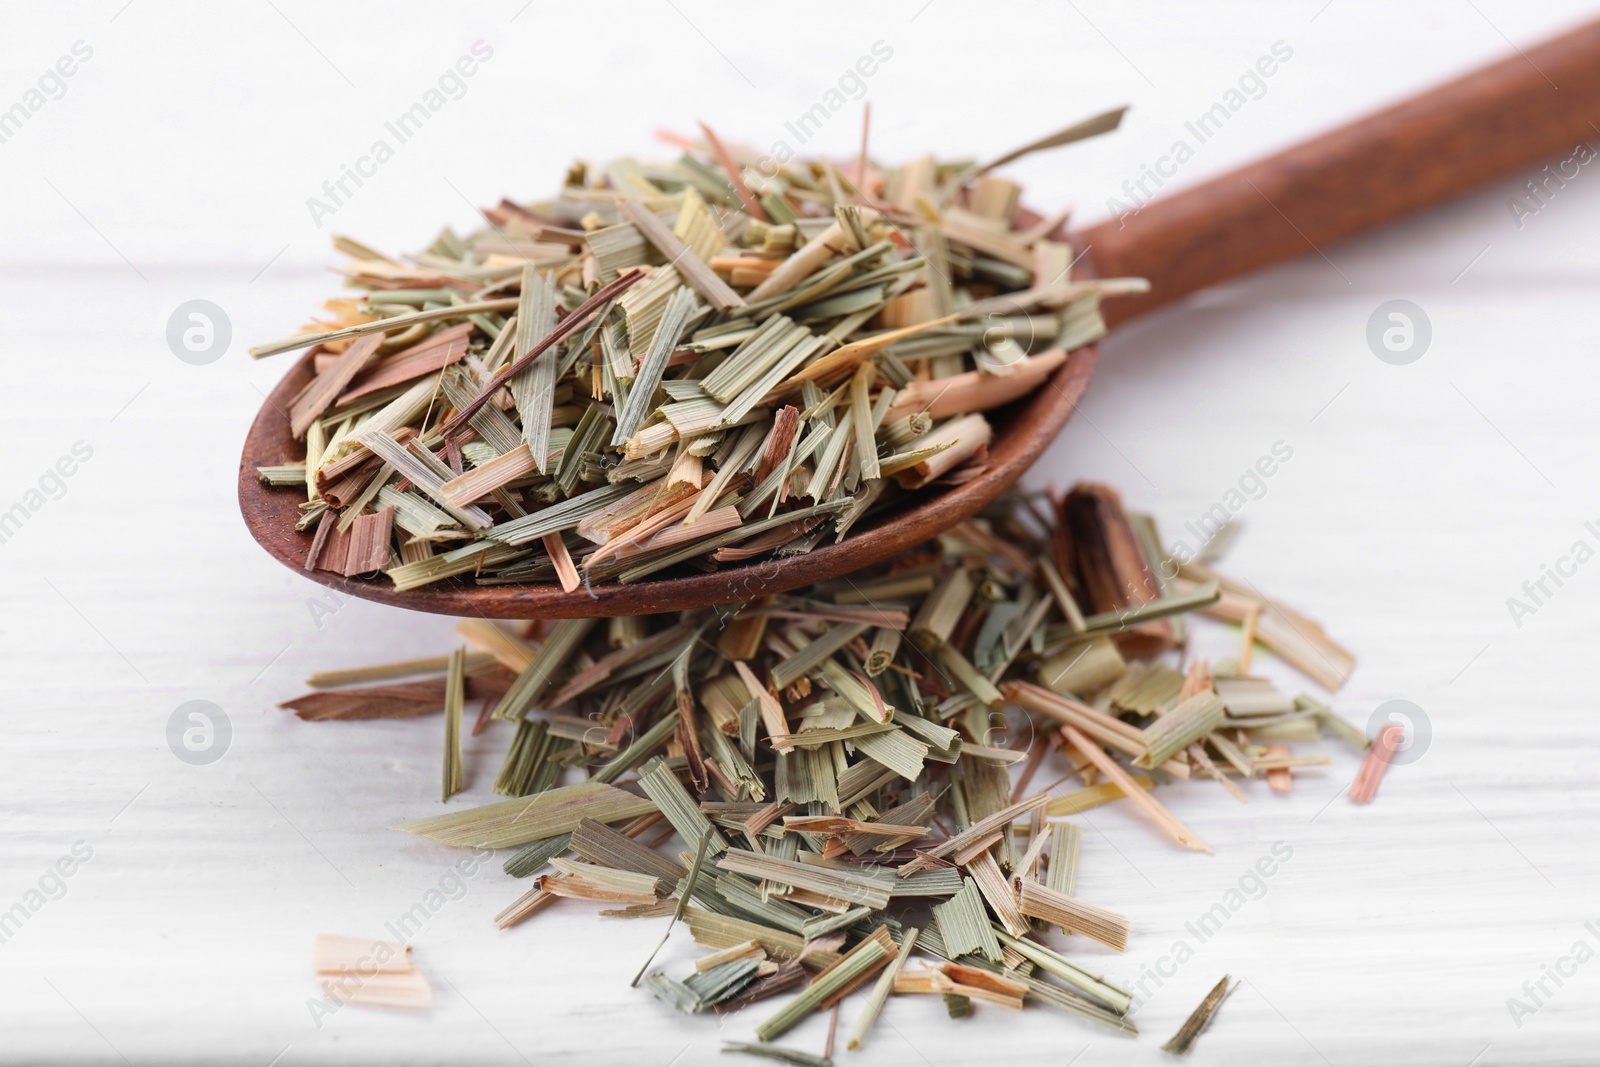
5,2,1600,1063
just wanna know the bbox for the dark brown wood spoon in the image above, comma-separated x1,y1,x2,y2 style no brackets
239,19,1600,618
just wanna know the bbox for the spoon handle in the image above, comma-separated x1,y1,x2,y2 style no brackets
1081,18,1600,325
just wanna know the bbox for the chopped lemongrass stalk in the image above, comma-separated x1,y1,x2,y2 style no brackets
619,198,745,312
965,851,1030,938
695,939,767,973
1060,725,1213,854
257,463,308,486
845,925,919,1052
1264,743,1294,794
1047,822,1082,898
304,651,494,688
638,758,727,855
393,781,656,849
312,934,433,1010
1137,693,1226,769
439,444,538,507
897,795,1049,877
613,285,700,446
1161,974,1237,1055
716,849,891,910
440,646,465,801
755,933,888,1041
252,298,521,358
993,930,1132,1014
1349,724,1404,804
1016,881,1131,952
632,828,716,987
933,880,1002,963
1038,636,1126,696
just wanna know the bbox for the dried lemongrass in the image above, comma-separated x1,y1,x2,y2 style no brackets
894,961,1028,1010
995,929,1131,1014
966,851,1030,938
313,933,432,1011
440,646,465,801
1038,636,1126,696
1017,881,1131,952
492,619,597,721
632,829,717,987
716,850,891,910
1349,724,1403,804
1061,725,1213,853
571,817,685,886
304,651,495,689
1161,975,1237,1055
250,126,1147,590
393,781,655,849
1046,822,1082,898
843,925,919,1052
1263,743,1294,794
687,908,814,967
756,933,889,1041
1137,693,1226,769
1181,561,1356,691
285,478,1365,1052
279,672,509,722
721,1042,832,1067
933,880,1002,963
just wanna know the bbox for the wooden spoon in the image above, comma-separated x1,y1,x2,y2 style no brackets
239,19,1600,618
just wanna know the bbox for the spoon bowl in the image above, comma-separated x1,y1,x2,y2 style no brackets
239,321,1099,619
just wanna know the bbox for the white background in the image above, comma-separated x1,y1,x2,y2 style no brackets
4,2,1600,1064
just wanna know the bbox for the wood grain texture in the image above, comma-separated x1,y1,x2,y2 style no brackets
1083,18,1600,326
13,5,1600,1064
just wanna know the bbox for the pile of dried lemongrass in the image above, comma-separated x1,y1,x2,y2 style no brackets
250,113,1146,590
284,484,1365,1058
